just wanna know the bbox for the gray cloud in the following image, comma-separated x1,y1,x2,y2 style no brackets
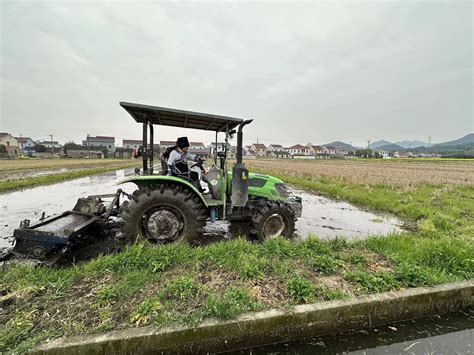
1,1,472,147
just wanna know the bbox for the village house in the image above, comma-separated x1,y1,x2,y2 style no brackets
0,133,20,158
323,145,339,155
15,137,36,155
251,143,267,157
122,139,142,149
82,136,115,154
268,150,291,159
393,151,409,158
377,150,391,159
306,144,325,155
267,144,284,152
287,144,309,155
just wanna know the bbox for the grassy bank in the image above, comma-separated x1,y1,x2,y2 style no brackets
1,166,473,353
0,160,139,193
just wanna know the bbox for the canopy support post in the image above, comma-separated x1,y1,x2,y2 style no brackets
149,121,154,175
142,120,148,175
223,123,229,219
214,131,218,165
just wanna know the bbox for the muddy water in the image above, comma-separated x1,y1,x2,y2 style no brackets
232,310,473,354
293,189,404,240
0,169,405,251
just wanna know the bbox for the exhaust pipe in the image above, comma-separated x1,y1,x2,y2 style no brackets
236,119,253,164
232,119,253,207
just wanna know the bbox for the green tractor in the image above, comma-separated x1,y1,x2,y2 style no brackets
117,102,302,244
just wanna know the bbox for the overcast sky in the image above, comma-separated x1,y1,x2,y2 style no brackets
1,0,472,147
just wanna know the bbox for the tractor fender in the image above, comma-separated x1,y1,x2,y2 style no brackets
119,176,209,207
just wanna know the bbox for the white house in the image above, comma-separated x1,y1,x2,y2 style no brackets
268,150,291,159
287,144,309,155
377,150,391,159
267,144,284,152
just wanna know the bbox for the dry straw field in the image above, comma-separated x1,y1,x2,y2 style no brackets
245,159,474,187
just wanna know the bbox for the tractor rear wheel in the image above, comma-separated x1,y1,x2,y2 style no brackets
118,184,207,245
250,200,295,241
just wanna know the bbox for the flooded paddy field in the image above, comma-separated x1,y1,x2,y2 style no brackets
0,169,405,251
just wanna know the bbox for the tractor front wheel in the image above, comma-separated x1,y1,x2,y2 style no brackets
118,184,207,245
250,200,296,241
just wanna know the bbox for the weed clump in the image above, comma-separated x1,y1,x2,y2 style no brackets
287,277,317,303
205,287,262,320
346,271,399,294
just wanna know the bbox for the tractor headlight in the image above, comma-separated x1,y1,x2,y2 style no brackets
275,183,289,198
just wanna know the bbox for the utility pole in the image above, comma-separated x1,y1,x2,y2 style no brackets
87,134,91,158
50,134,54,155
20,133,25,157
367,140,371,158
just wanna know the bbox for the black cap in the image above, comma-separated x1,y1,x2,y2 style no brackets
177,137,190,149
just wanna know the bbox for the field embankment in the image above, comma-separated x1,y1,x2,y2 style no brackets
0,159,140,193
1,159,473,353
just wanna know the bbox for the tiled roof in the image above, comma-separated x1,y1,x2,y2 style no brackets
123,139,142,144
14,137,33,143
252,143,267,149
160,140,176,146
288,144,307,150
88,136,115,142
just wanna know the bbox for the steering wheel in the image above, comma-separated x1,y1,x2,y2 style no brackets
190,158,205,171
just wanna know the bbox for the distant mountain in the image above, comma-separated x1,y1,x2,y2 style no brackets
437,133,474,147
323,141,358,150
370,140,393,149
376,143,405,151
395,140,431,149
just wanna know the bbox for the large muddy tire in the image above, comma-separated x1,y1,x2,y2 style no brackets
118,184,207,245
250,200,295,241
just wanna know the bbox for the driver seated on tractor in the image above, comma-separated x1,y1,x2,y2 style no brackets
163,137,206,182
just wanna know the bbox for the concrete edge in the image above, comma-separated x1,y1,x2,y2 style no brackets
34,280,474,354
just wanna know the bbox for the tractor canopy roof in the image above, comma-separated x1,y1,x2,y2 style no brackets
120,102,245,132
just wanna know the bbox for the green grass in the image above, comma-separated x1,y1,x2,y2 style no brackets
1,166,473,353
0,162,139,193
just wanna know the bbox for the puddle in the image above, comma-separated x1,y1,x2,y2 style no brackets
0,170,405,253
293,188,404,241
